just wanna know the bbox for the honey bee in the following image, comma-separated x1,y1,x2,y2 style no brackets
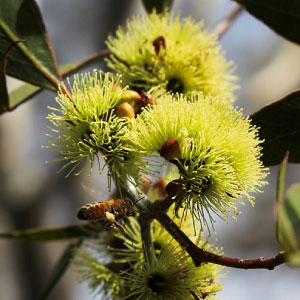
77,199,135,233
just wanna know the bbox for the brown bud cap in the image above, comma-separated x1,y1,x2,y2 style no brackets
121,90,141,103
153,36,166,55
115,102,135,119
153,177,167,197
140,92,157,108
134,92,157,114
159,138,182,160
166,180,181,197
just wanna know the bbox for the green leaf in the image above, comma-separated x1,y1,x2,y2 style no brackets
7,81,41,111
3,49,111,114
0,0,61,90
0,40,24,113
284,184,300,266
0,73,8,114
276,152,289,243
276,153,300,267
38,240,82,300
249,89,300,166
141,0,174,14
0,224,99,241
234,0,300,45
0,45,9,113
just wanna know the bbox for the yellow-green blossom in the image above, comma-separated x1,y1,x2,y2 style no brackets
123,246,223,300
106,11,237,102
44,70,145,187
78,218,224,299
73,248,126,299
126,93,268,228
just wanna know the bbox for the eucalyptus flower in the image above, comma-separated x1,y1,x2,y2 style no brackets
106,11,237,102
44,70,145,187
126,93,268,228
76,218,224,299
123,246,223,300
73,248,126,299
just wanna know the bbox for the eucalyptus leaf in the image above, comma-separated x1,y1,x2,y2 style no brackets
249,89,300,166
0,73,8,114
0,224,99,241
276,153,300,266
0,0,61,90
234,0,300,45
141,0,174,14
276,152,289,245
0,40,24,113
38,240,82,300
3,49,110,114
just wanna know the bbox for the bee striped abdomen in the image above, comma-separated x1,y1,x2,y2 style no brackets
77,202,107,220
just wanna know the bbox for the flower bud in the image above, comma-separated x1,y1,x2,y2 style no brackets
115,102,135,119
140,92,157,107
159,138,182,160
152,36,166,55
121,90,141,104
166,180,181,197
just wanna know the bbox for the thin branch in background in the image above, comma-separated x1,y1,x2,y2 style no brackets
155,212,286,270
38,239,83,300
212,4,244,39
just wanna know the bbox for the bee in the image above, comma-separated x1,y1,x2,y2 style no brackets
77,198,135,233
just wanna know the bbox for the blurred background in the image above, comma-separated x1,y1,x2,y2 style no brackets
1,0,300,299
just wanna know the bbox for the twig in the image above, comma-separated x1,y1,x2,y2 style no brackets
151,195,175,212
155,212,286,270
121,180,286,270
138,214,156,265
120,182,156,264
212,4,244,39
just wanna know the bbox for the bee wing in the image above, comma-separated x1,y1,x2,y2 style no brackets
80,177,108,200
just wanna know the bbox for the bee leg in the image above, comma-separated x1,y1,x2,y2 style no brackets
112,221,125,234
111,205,120,218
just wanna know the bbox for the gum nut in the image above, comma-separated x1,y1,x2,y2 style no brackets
121,90,141,103
140,92,154,107
116,102,135,119
166,180,180,197
159,138,182,160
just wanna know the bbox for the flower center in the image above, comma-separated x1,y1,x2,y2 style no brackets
153,242,162,257
147,273,167,293
166,78,184,94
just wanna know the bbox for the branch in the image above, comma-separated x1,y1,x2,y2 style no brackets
151,195,175,212
212,4,244,39
138,214,156,265
119,182,156,264
155,212,286,270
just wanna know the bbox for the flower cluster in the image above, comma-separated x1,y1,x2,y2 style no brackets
45,10,269,299
73,218,224,300
126,93,268,227
106,11,237,102
44,70,147,187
